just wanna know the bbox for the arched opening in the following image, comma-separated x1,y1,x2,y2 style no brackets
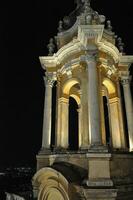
103,78,116,96
63,78,80,95
103,96,111,146
69,97,79,151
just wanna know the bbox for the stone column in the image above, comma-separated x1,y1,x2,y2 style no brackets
77,105,82,149
121,76,133,151
99,65,106,146
41,76,54,152
109,97,122,149
55,76,61,149
80,70,89,149
86,53,102,147
57,97,69,149
116,80,126,149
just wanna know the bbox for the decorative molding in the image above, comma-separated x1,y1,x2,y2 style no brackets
121,75,132,85
99,57,118,78
39,26,133,74
59,97,69,104
119,55,133,68
78,25,104,47
98,39,120,63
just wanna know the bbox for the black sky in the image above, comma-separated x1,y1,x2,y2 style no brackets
1,0,133,167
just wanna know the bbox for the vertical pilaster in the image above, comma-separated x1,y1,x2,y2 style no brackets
55,76,61,149
41,76,54,153
121,76,133,151
77,105,82,148
57,97,69,149
80,71,89,149
99,67,106,146
116,80,126,149
109,97,122,149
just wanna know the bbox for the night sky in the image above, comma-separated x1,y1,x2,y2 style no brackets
1,0,133,167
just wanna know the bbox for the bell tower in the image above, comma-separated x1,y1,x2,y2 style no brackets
33,1,133,199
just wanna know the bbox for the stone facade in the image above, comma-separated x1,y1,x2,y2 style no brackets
32,0,133,199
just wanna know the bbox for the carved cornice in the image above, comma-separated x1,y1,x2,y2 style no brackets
39,39,83,71
40,28,123,73
40,25,133,75
99,57,118,78
119,55,133,68
78,25,104,47
98,39,120,63
56,20,79,49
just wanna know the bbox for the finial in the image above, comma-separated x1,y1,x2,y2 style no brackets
84,0,91,14
75,0,81,6
117,37,122,44
47,38,55,56
58,20,63,33
106,20,112,32
63,16,71,28
117,37,125,54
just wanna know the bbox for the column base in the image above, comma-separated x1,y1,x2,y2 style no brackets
38,147,52,155
85,178,113,187
86,152,113,189
130,149,133,152
79,146,90,152
53,147,68,153
88,144,109,152
83,188,117,200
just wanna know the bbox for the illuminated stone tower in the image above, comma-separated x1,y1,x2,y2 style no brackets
33,1,133,199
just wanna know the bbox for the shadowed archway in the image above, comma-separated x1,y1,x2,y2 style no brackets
69,97,79,150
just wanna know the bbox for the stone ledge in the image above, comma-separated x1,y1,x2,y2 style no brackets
112,153,133,159
86,153,111,158
83,188,118,199
86,178,113,187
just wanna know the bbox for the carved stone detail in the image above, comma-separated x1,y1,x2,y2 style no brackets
47,38,55,56
121,76,131,85
44,73,56,87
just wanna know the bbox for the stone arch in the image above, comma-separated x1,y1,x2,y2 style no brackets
32,167,70,200
102,78,124,149
98,41,120,63
61,78,81,150
62,78,81,96
102,78,116,96
70,94,80,105
69,85,81,105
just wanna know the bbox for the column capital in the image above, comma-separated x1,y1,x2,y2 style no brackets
59,97,69,104
77,105,82,113
121,76,132,85
86,45,98,61
43,76,55,87
80,49,98,64
109,97,119,104
77,89,82,96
